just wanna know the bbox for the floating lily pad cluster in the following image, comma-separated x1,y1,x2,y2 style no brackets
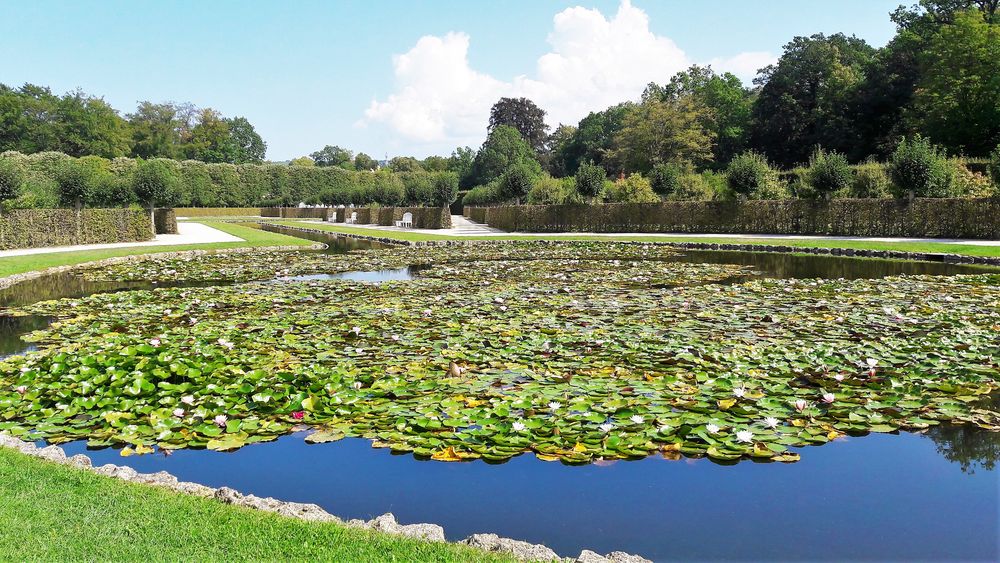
2,242,999,464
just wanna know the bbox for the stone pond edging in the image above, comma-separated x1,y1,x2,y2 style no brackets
0,433,650,562
0,243,326,293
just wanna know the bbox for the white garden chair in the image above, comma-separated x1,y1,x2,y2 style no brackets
346,211,358,224
394,212,413,228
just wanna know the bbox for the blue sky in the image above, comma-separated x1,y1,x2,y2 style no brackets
1,0,902,161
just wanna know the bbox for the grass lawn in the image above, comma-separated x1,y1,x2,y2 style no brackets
0,222,314,279
0,449,507,562
271,220,1000,258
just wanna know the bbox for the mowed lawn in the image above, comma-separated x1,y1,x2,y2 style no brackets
0,449,508,562
0,222,314,279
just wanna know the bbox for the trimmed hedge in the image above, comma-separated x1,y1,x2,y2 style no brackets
260,208,332,220
333,206,452,229
467,198,1000,239
175,207,262,217
153,208,178,234
0,208,152,250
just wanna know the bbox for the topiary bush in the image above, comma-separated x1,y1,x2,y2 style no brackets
575,162,606,199
726,151,782,199
850,161,892,198
649,163,681,198
431,172,459,207
807,148,852,199
888,135,954,198
0,157,24,209
603,173,659,203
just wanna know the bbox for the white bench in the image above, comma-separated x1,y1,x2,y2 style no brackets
394,212,413,228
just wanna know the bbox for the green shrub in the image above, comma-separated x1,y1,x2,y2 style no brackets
603,173,659,203
668,174,715,201
575,162,606,199
989,145,1000,187
53,158,97,209
498,163,536,203
726,151,781,199
132,159,181,209
463,183,500,206
850,161,892,198
649,163,681,198
951,160,996,198
527,175,567,205
0,157,24,206
371,172,405,206
888,136,954,198
807,148,852,198
431,172,459,206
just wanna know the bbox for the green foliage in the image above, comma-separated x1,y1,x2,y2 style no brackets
951,160,997,197
289,156,315,167
850,161,893,198
353,152,377,171
668,173,716,201
498,162,536,202
132,158,180,208
310,145,354,168
0,208,151,250
370,172,405,206
488,97,549,153
462,183,500,206
603,173,659,203
649,163,682,197
553,103,633,176
431,172,459,207
388,156,423,172
913,9,1000,156
726,151,781,198
807,148,853,197
990,145,1000,186
52,157,96,208
575,162,606,198
612,96,715,173
225,117,267,164
471,125,541,185
0,157,24,204
889,135,955,197
527,175,578,205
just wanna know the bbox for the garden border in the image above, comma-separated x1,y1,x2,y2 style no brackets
0,433,648,563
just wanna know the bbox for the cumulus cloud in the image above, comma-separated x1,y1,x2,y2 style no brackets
362,0,773,147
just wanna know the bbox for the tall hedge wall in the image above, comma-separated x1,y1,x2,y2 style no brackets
0,151,457,209
153,208,178,234
259,208,332,220
0,208,152,250
334,206,452,229
467,198,1000,239
175,207,262,217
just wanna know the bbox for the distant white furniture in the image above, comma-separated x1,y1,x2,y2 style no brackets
346,211,358,224
394,212,413,228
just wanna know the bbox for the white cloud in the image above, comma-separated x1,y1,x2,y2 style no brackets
362,0,773,150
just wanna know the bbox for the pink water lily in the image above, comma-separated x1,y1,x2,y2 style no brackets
15,385,28,396
213,414,228,428
822,392,836,404
291,411,305,420
217,338,234,350
149,338,161,347
180,395,195,406
794,399,808,412
172,408,185,418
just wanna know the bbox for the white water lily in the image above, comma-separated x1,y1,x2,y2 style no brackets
180,395,195,406
213,414,228,428
833,373,845,382
512,421,526,432
822,392,836,404
149,338,161,347
763,417,779,429
599,423,614,433
630,415,644,424
217,338,234,350
351,326,361,335
732,386,746,398
736,430,754,443
353,381,363,390
422,309,432,316
500,305,508,311
658,425,672,434
866,358,878,368
391,334,400,341
706,423,720,434
172,408,185,418
548,401,561,410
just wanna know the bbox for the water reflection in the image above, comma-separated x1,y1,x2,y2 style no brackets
0,315,47,359
246,222,392,254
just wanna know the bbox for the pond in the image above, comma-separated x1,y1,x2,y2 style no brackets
1,232,998,561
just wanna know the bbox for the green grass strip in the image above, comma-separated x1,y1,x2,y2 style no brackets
0,448,507,562
0,222,314,279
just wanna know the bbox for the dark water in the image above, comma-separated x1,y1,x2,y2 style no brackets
4,230,1000,561
58,429,998,561
247,222,392,254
